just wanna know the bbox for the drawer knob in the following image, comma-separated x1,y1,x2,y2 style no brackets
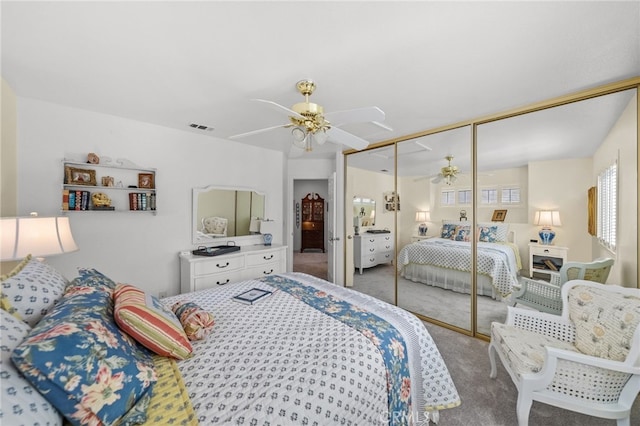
263,255,274,260
216,279,230,285
216,262,230,268
543,250,549,253
263,269,274,275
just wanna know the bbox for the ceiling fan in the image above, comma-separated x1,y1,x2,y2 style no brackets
229,79,390,152
431,155,459,185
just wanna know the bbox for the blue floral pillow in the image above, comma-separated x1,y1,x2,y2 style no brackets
478,226,498,242
11,276,156,426
453,225,471,242
441,223,458,239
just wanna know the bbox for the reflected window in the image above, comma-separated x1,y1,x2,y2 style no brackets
481,188,498,204
458,189,472,205
501,187,521,204
597,160,617,251
441,189,455,205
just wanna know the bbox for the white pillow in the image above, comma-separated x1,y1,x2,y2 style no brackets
1,257,69,327
0,309,62,425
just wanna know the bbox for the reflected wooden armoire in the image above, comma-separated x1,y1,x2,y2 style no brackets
301,193,324,253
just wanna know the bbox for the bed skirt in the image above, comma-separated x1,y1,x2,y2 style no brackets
400,264,498,299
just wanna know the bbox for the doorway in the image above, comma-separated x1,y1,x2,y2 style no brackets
293,179,328,280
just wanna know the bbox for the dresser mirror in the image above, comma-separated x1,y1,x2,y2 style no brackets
353,197,376,228
192,186,265,244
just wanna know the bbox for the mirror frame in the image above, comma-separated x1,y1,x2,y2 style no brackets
343,76,640,339
192,185,266,245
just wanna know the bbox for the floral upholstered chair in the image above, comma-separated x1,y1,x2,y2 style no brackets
489,280,640,426
202,216,228,237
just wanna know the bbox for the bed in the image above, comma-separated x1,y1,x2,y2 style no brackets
397,221,522,300
1,256,461,426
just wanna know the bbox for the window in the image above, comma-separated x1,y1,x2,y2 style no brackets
597,161,617,251
481,188,498,204
458,189,472,205
501,187,521,204
441,190,455,205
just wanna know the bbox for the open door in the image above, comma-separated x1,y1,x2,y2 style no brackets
327,172,337,282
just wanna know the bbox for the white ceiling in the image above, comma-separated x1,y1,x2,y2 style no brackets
2,1,639,166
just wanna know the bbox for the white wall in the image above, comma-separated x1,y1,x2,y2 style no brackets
593,93,637,285
16,97,284,297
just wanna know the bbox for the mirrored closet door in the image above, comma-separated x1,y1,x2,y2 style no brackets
475,87,638,336
345,144,396,305
395,126,473,332
343,78,639,338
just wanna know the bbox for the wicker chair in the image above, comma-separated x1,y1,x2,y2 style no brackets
489,280,640,426
511,258,614,314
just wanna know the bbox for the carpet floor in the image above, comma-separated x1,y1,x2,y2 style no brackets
292,252,328,281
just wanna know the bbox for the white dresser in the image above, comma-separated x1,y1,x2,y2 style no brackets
180,245,287,293
354,233,394,274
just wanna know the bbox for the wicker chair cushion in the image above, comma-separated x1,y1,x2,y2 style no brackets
491,322,577,378
203,217,227,235
565,266,609,282
569,284,640,361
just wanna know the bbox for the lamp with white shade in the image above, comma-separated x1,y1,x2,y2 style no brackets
415,211,431,236
1,213,78,261
534,210,561,245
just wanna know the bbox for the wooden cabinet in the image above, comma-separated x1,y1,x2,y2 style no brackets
301,193,324,252
354,232,394,274
179,245,287,293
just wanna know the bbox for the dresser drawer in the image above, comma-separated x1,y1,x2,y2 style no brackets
194,270,244,290
246,249,282,266
194,255,244,275
244,263,283,279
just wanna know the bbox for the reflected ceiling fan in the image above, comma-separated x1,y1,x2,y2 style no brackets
229,79,390,152
431,155,459,185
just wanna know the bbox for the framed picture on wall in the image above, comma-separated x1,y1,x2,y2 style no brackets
138,173,154,189
491,209,507,222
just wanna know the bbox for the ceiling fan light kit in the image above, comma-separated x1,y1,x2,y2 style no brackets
432,155,460,185
230,79,387,153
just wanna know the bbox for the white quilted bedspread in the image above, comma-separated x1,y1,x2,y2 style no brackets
163,273,460,425
398,238,520,298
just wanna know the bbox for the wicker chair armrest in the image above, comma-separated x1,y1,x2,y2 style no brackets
505,306,575,342
544,347,640,373
518,277,561,296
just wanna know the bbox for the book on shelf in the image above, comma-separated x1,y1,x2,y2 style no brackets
232,288,273,305
62,189,69,210
69,191,76,209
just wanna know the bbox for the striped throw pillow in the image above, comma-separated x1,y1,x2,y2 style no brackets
114,284,192,359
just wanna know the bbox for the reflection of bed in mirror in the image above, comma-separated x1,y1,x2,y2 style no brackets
397,221,521,300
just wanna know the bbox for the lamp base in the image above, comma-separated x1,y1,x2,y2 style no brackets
263,233,273,246
418,224,428,236
538,227,556,245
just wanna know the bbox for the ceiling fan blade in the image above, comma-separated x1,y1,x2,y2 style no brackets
326,127,369,151
372,121,393,132
229,124,289,139
252,99,304,119
324,106,385,126
431,175,443,184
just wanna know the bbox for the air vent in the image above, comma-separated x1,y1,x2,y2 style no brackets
188,123,214,131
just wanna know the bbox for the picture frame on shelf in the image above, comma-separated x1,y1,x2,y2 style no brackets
491,209,507,222
101,176,115,187
65,166,97,186
138,173,154,189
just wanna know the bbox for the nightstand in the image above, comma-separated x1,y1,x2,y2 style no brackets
528,243,569,280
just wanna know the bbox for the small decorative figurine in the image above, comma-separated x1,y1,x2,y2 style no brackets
92,192,111,207
87,153,100,164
